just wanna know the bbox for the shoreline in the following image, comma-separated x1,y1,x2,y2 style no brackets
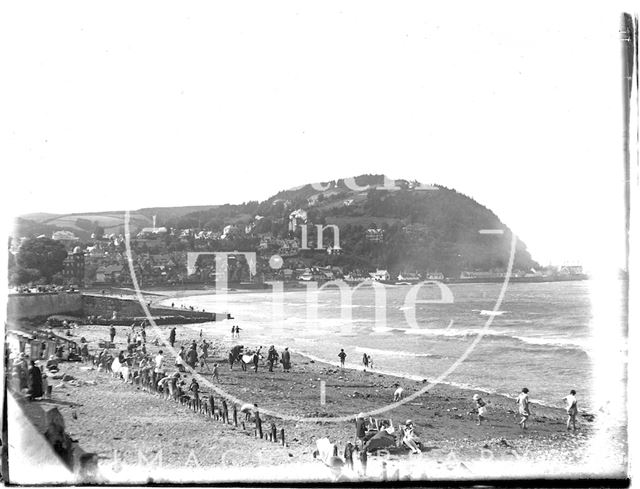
9,318,626,483
162,289,594,413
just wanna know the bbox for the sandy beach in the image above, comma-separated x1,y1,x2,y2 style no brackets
14,316,610,483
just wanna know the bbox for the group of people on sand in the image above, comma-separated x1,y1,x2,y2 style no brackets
336,349,374,370
228,344,292,373
514,387,580,432
362,353,374,370
7,352,50,401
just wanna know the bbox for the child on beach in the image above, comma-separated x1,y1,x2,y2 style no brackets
338,349,347,368
189,378,200,405
562,389,578,431
472,394,487,425
516,387,531,430
212,363,219,382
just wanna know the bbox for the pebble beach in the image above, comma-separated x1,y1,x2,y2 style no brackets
15,317,615,484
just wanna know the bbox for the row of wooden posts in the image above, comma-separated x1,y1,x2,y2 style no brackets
179,393,286,446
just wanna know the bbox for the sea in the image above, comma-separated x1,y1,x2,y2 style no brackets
163,280,607,412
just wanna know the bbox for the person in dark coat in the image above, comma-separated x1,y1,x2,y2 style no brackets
27,361,44,401
281,347,291,372
109,326,116,342
186,345,198,369
267,346,279,372
252,352,259,373
169,327,176,348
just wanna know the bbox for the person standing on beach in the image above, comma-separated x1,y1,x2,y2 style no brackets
563,389,578,431
27,361,44,401
472,394,488,425
212,363,220,382
252,348,261,373
267,346,279,372
516,387,531,430
189,377,200,406
339,349,347,368
362,353,369,370
154,350,164,376
231,325,235,339
281,347,291,372
368,355,374,369
109,326,116,343
354,412,368,449
186,344,198,370
169,327,176,348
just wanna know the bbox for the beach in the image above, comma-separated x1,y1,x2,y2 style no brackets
16,317,611,483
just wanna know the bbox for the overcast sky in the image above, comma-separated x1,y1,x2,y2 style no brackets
0,1,631,269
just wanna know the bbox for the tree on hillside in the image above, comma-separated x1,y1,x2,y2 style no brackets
15,237,68,283
93,223,105,239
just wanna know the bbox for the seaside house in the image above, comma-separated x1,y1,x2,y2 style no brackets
371,269,390,282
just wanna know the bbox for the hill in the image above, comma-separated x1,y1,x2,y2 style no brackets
15,175,538,275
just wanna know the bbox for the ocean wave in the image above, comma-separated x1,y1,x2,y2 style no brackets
354,346,436,358
511,335,592,350
371,326,589,351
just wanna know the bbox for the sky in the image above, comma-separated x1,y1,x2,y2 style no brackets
0,1,632,269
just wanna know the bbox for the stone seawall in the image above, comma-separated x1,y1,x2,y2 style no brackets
7,293,219,323
7,292,84,320
81,294,218,321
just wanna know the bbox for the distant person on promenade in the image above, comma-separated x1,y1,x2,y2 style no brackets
562,389,578,431
169,327,176,348
516,387,531,430
109,326,116,343
281,347,291,372
338,349,347,368
473,394,488,425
